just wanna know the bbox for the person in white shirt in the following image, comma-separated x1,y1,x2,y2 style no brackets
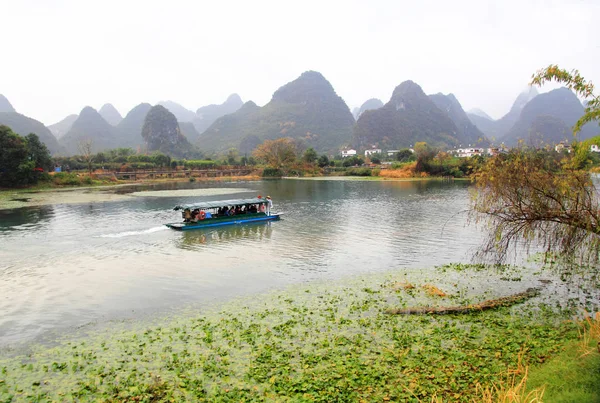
266,196,273,216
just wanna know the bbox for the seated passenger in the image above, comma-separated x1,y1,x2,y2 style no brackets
191,209,200,222
183,208,192,222
249,204,258,213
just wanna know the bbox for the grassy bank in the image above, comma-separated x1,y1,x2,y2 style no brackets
0,264,597,402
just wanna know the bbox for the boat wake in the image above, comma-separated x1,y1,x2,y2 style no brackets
99,226,168,238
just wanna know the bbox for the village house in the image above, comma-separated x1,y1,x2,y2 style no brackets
365,148,382,156
340,149,357,158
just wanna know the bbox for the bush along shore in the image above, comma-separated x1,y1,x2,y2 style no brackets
0,263,598,402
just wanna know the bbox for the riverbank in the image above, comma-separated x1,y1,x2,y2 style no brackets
0,263,596,402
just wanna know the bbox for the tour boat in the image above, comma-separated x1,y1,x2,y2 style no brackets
164,197,281,231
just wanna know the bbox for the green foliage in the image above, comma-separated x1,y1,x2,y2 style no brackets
51,172,83,186
395,148,415,162
0,265,586,402
472,148,600,265
0,127,52,187
262,168,284,177
24,133,52,171
302,147,318,164
342,156,364,167
346,167,372,176
184,160,217,169
226,149,239,165
317,155,329,168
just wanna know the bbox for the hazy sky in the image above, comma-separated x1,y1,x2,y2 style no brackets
1,0,598,125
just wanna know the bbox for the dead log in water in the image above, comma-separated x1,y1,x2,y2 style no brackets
385,287,541,315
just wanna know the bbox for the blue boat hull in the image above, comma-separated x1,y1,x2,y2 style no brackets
165,213,281,231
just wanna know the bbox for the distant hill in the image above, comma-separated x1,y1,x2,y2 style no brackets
353,98,384,120
141,105,191,157
354,80,460,150
98,103,123,126
158,101,197,123
0,94,16,113
199,71,355,153
503,87,598,146
193,94,244,134
429,93,487,146
59,107,118,154
178,121,201,143
468,108,493,120
116,103,152,149
0,112,61,154
467,87,538,141
49,114,78,139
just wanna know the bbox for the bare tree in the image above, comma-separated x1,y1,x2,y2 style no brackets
78,138,94,176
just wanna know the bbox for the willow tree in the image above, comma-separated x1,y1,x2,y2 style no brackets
471,66,600,265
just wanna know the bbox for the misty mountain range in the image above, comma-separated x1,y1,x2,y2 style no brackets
1,71,598,157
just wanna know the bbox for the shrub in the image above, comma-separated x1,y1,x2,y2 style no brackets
262,168,284,177
52,172,82,186
346,167,372,176
184,160,217,169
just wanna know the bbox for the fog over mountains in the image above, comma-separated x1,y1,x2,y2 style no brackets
1,70,598,157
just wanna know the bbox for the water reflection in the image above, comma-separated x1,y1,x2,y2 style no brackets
0,205,55,233
178,222,273,249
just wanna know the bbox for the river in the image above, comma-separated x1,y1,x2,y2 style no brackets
0,178,480,345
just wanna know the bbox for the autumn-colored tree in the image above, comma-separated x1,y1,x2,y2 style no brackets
471,66,600,266
253,138,298,169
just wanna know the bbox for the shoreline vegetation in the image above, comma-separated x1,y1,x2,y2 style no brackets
0,263,598,402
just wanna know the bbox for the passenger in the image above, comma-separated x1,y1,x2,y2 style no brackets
183,208,192,222
249,204,258,213
205,210,212,218
223,207,231,216
235,206,241,215
191,209,200,222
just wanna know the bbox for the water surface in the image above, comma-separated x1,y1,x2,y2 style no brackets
0,179,480,345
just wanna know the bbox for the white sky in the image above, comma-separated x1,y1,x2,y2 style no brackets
1,0,598,125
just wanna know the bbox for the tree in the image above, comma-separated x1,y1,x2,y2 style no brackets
78,138,94,176
317,155,330,168
24,133,52,171
471,66,600,265
396,149,415,162
0,125,30,187
253,138,298,169
303,147,318,164
226,149,239,166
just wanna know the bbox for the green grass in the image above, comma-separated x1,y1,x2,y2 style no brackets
0,264,596,402
525,333,600,402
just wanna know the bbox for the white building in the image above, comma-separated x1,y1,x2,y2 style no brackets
591,144,600,153
341,149,357,158
365,148,382,156
454,148,485,158
555,142,572,153
387,150,400,156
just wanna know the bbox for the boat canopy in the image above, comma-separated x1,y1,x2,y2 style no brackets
173,197,268,211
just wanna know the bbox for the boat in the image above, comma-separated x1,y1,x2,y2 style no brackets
164,197,281,231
